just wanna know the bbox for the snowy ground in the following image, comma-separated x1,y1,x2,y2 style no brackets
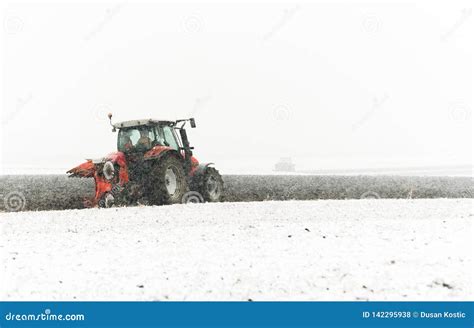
0,199,472,301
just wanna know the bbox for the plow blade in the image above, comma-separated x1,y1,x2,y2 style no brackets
67,160,96,178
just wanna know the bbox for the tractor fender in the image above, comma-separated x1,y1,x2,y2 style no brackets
144,148,183,164
192,163,214,178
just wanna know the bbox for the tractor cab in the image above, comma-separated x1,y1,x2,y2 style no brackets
115,121,180,154
110,117,197,168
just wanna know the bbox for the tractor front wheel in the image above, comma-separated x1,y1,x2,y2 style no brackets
198,167,224,202
98,192,115,208
149,156,188,205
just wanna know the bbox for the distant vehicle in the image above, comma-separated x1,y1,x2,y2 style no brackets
274,157,296,172
68,114,223,208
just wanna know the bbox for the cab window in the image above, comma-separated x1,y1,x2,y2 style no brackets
162,126,179,150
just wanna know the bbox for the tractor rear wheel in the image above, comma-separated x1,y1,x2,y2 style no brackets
198,167,224,202
149,156,188,205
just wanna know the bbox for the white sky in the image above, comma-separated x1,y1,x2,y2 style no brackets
1,1,472,174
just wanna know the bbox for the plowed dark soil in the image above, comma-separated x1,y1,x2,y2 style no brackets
0,175,472,212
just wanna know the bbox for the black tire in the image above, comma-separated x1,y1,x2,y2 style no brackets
98,192,115,208
197,167,224,202
149,155,188,205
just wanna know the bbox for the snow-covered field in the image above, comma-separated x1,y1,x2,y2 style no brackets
0,199,472,301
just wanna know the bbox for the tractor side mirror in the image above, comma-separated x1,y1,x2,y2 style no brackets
190,118,196,128
108,113,116,132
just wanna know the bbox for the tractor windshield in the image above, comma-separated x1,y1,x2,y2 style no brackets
118,125,179,152
118,126,162,152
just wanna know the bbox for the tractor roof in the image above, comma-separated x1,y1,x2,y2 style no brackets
113,119,175,129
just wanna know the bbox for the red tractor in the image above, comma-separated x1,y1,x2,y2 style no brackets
67,114,223,208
